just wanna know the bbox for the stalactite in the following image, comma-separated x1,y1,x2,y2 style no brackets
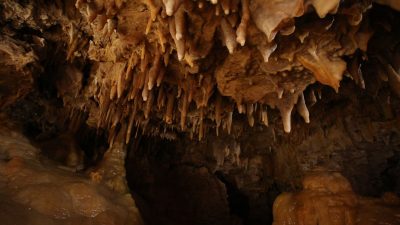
237,103,245,114
125,51,137,80
126,103,137,144
261,106,269,127
111,107,122,128
148,50,161,91
188,79,195,103
349,57,365,89
246,103,254,127
117,63,127,99
280,105,293,133
309,89,317,106
227,111,233,134
144,89,154,119
142,72,149,101
157,28,166,53
215,4,221,16
230,0,239,12
198,1,204,9
198,107,205,140
317,88,322,100
297,92,310,123
236,0,249,46
144,0,160,22
86,3,98,22
221,0,231,15
106,18,117,36
174,6,185,41
215,94,222,135
180,92,188,130
227,13,239,27
220,18,237,54
163,0,183,16
385,63,400,98
277,88,284,99
169,17,185,60
110,82,117,100
258,41,277,62
157,87,165,109
156,66,165,87
165,92,175,124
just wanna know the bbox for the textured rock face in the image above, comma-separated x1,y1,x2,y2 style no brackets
273,170,400,225
0,118,144,225
0,0,400,225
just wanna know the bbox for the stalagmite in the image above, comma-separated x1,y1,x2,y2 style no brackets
297,93,310,123
220,18,237,54
236,0,249,46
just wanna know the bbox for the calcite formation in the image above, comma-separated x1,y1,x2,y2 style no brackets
1,0,400,225
273,169,400,225
2,0,399,142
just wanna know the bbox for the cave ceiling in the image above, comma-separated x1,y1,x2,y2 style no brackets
1,0,400,143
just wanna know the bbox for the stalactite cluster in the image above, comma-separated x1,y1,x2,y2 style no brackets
1,0,400,142
46,0,397,144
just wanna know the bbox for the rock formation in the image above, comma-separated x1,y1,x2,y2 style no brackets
0,0,400,224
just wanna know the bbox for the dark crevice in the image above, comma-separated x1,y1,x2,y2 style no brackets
215,170,250,224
